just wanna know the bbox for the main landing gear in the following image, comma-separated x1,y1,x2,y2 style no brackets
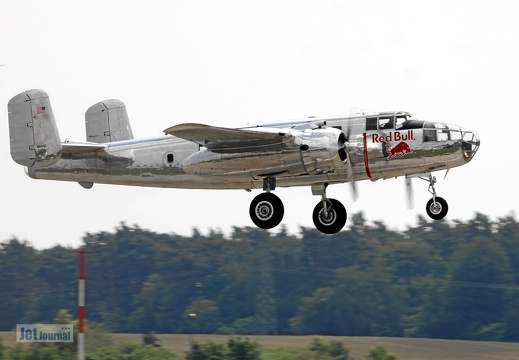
249,179,347,235
249,173,449,234
249,178,284,230
311,184,347,234
249,192,284,229
421,174,448,220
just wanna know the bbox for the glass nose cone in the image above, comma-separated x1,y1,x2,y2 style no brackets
461,129,480,161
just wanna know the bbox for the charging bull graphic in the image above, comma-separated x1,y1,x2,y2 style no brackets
371,130,415,161
383,141,412,160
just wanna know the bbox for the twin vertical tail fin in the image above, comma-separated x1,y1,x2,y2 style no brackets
8,89,62,167
85,99,134,143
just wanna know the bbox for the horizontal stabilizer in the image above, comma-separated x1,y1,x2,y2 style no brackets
164,123,290,152
61,141,133,161
62,141,106,154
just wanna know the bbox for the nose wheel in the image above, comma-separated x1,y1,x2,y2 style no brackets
426,196,448,220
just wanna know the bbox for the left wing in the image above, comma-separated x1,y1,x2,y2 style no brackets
164,123,292,152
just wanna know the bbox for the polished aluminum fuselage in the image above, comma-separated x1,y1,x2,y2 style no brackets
26,114,479,190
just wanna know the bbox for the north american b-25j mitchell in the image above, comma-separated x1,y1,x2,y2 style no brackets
8,90,480,234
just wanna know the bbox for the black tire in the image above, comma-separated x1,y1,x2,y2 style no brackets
426,196,448,220
249,193,284,229
312,198,347,234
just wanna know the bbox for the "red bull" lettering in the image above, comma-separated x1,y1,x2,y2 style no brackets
371,130,414,143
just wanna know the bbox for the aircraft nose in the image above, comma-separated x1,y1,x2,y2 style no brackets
461,128,480,162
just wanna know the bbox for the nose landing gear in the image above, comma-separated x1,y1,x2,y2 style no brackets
422,174,449,220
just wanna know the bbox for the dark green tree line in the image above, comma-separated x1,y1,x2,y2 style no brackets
1,212,518,341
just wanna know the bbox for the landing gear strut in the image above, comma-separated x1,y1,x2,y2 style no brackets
422,174,449,220
311,184,347,234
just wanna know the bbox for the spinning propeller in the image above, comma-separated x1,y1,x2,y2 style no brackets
405,176,414,209
342,118,358,201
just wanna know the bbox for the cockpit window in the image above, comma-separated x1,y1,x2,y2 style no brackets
378,116,394,130
366,113,419,131
395,116,407,129
399,120,425,129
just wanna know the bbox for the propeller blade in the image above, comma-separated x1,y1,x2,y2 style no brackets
349,179,358,202
344,117,352,142
347,153,358,202
343,119,359,201
405,176,414,209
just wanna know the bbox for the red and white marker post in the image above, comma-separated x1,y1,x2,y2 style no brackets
72,248,92,360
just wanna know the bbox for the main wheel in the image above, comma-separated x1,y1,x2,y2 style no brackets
249,193,284,229
426,196,448,220
312,198,347,234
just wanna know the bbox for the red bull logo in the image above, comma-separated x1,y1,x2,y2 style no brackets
369,130,415,160
362,131,416,179
385,141,412,160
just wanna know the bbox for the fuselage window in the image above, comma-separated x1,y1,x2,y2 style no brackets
424,130,437,142
450,131,462,141
366,117,378,131
463,132,475,142
163,152,176,167
437,130,449,141
435,124,448,141
424,122,436,142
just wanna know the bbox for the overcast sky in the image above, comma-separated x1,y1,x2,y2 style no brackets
1,0,517,249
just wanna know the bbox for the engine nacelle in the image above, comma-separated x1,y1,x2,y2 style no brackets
181,127,348,178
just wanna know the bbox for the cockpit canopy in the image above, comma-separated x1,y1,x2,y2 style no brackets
366,111,419,131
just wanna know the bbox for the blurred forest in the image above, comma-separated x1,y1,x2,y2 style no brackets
1,212,518,341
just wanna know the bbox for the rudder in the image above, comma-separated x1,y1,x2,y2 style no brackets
8,89,62,167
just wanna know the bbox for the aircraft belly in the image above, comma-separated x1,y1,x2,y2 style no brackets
30,165,248,189
29,152,356,190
